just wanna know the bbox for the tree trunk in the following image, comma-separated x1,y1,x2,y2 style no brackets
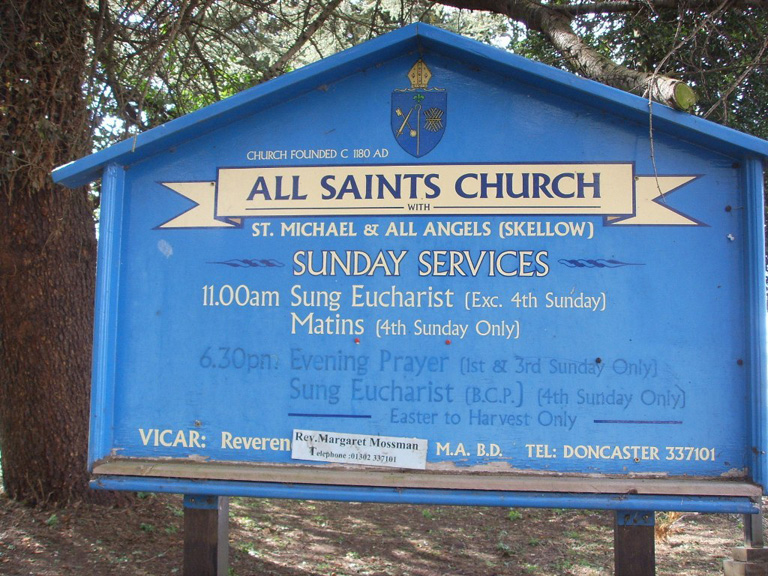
0,0,104,504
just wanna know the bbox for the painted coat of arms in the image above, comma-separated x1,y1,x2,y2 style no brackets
391,59,446,157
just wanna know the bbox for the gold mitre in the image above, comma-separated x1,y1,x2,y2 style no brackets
408,60,432,89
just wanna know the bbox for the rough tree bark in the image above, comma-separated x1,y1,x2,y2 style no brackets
441,0,697,110
0,0,105,504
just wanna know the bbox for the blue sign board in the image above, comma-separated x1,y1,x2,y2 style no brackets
54,24,768,513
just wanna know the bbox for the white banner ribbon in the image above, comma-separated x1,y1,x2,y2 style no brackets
158,164,699,228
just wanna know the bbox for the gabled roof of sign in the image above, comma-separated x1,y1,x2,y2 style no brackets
54,23,768,188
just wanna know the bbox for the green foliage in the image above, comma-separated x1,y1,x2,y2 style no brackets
84,0,768,152
86,0,508,150
500,3,768,140
597,5,768,138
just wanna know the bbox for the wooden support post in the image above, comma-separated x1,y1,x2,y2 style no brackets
745,512,765,548
614,510,655,576
183,494,229,576
724,511,768,575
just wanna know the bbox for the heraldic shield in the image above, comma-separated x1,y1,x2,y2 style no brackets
391,60,446,158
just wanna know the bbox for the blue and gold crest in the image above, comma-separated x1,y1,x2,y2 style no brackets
391,60,446,157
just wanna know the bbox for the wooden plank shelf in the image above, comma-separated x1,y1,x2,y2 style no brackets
93,459,762,499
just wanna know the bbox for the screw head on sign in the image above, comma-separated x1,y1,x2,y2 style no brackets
354,338,360,344
445,339,451,345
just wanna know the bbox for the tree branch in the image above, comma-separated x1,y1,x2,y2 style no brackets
440,0,696,109
261,0,344,81
703,33,768,118
557,0,762,16
185,29,221,101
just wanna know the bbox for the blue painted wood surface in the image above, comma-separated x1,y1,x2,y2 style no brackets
55,24,768,508
92,476,759,514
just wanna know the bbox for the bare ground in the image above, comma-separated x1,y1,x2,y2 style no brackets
0,489,757,575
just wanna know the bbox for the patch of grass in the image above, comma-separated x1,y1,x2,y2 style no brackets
231,497,264,509
235,516,259,530
165,502,184,517
507,509,523,521
240,542,261,558
496,541,514,557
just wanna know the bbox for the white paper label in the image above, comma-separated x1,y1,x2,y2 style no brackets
291,429,427,470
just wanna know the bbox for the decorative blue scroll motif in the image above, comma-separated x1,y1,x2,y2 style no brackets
558,259,644,269
208,259,285,268
391,59,446,158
